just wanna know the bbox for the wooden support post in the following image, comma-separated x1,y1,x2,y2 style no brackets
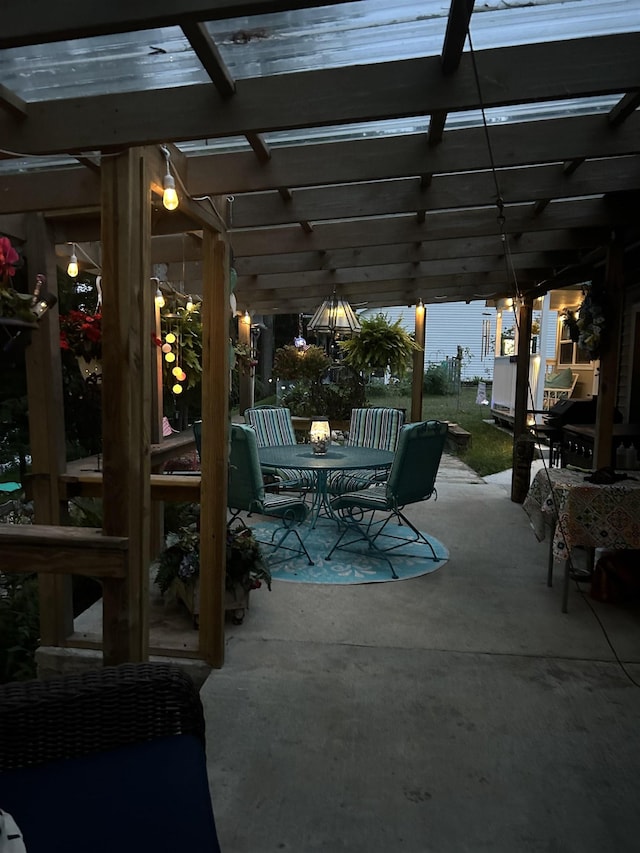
594,237,625,469
199,230,229,668
150,298,165,560
100,147,152,665
411,300,426,422
24,213,73,646
238,309,253,415
511,297,534,503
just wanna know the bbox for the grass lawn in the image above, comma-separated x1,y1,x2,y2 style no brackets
367,385,514,477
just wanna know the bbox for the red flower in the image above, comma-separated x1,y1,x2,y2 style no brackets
0,236,19,280
59,310,102,360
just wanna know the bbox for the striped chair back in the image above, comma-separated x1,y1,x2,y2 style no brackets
245,406,297,447
346,407,404,452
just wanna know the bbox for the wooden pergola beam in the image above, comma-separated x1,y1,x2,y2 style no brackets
1,35,637,155
0,0,356,48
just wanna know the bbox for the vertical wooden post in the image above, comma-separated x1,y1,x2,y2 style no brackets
594,237,625,469
149,299,165,559
199,229,229,667
511,297,534,503
100,148,151,664
411,300,426,422
238,309,253,415
24,213,73,645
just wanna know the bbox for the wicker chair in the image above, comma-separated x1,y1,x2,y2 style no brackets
0,663,222,853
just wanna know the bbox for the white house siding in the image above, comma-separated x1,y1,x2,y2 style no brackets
360,303,497,381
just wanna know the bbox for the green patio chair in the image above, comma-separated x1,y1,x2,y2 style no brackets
326,420,448,578
327,406,405,495
228,423,313,566
244,405,314,492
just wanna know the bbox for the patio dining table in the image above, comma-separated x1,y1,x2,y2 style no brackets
523,466,640,611
257,443,394,529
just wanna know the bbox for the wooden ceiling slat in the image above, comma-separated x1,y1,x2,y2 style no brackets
1,35,637,155
440,0,474,75
0,0,356,49
236,256,551,291
0,83,27,118
3,112,638,217
226,156,640,228
181,22,236,98
233,229,601,275
187,112,640,195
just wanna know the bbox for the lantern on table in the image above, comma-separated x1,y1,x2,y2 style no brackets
309,417,330,455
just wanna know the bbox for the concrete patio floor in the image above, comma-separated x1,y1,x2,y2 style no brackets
201,453,640,853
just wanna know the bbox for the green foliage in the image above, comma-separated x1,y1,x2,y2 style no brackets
281,367,366,419
423,364,449,396
0,286,34,323
0,573,39,683
273,345,331,381
153,504,271,595
339,314,419,378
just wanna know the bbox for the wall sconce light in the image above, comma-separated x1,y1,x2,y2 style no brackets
67,245,78,278
160,145,179,211
31,292,57,320
309,417,331,455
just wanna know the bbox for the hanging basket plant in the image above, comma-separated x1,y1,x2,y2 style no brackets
338,313,420,379
562,283,605,360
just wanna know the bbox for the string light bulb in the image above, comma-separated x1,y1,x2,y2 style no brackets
186,295,194,312
242,310,251,325
155,288,165,308
160,145,179,211
165,332,176,344
172,383,183,395
165,351,176,363
67,245,78,278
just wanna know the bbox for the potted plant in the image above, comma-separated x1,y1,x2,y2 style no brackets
153,513,271,626
338,313,419,381
59,309,103,379
0,236,35,327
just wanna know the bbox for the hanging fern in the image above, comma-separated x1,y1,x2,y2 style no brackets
339,314,420,378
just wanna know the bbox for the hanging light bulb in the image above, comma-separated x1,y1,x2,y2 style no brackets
186,295,194,312
67,245,78,278
243,309,251,325
163,168,179,211
172,383,183,395
155,288,165,308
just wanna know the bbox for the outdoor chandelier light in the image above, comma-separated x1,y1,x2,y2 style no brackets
160,145,179,211
67,245,78,278
307,289,361,337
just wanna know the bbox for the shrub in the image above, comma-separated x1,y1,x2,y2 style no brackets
423,364,449,396
273,344,331,382
0,573,39,683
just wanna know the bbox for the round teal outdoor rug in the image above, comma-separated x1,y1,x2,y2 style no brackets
251,519,449,585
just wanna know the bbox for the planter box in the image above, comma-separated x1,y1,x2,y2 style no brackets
173,577,251,627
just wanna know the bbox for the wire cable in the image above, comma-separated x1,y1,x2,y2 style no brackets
467,22,639,687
